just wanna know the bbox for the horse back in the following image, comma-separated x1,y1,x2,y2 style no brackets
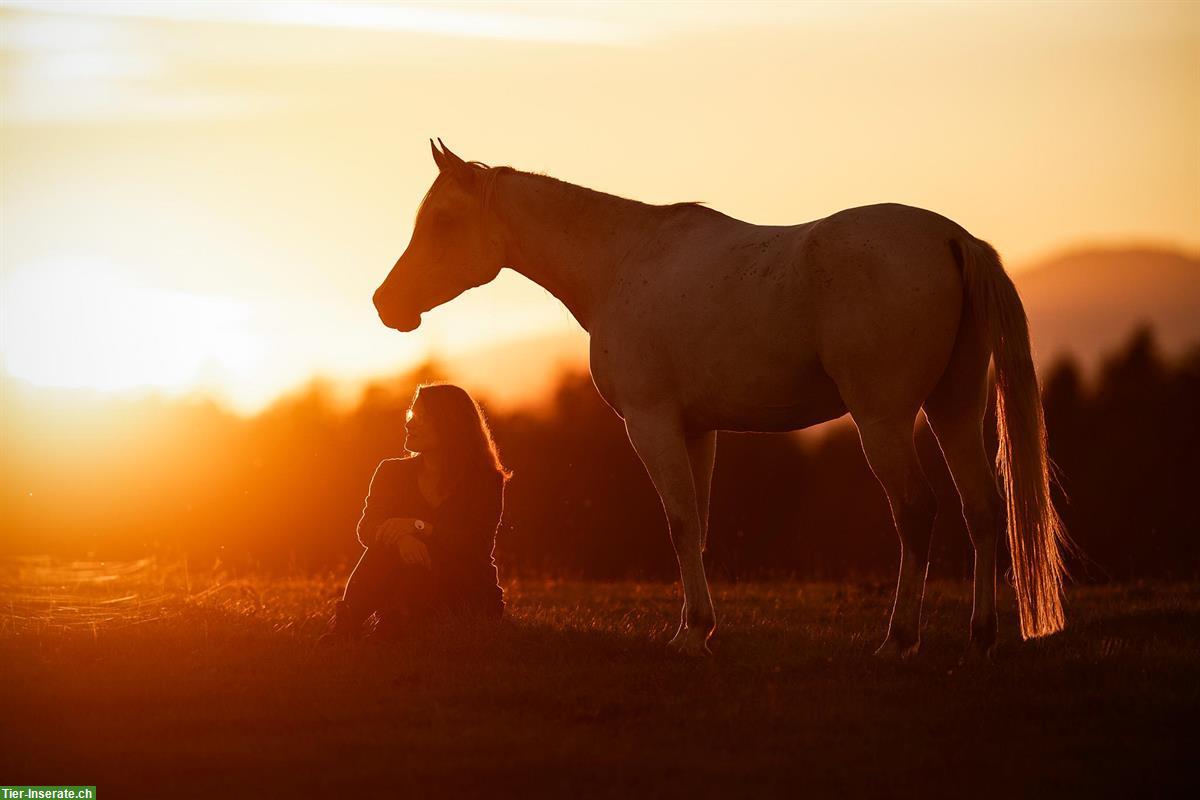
590,203,967,430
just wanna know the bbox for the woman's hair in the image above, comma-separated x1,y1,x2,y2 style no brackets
410,383,511,485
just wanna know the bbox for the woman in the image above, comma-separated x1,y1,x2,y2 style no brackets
320,383,510,643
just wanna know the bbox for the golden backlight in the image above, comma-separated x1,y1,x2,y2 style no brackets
4,261,264,398
1,2,1196,413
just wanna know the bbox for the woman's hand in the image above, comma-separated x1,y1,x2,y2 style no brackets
375,517,432,546
393,533,432,568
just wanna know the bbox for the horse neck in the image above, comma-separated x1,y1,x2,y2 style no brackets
491,170,660,332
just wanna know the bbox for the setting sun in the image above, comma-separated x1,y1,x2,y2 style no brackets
3,260,264,396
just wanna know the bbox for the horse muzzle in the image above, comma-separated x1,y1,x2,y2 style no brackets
374,289,423,332
380,311,422,332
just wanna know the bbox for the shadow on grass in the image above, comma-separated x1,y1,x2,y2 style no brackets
1069,606,1200,650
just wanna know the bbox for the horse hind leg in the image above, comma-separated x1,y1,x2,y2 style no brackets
923,321,1003,660
855,415,937,658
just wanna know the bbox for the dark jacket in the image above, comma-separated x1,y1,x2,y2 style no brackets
356,455,504,611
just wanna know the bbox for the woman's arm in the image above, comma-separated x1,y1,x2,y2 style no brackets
356,460,399,548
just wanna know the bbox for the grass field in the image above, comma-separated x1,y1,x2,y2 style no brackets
1,558,1197,798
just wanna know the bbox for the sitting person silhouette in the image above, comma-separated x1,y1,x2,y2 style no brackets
320,383,509,643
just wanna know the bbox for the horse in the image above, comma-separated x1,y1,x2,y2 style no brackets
373,140,1070,659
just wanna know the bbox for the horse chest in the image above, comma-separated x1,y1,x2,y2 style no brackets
587,324,687,418
586,336,628,414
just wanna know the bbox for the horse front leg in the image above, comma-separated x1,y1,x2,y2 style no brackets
625,413,715,656
688,431,717,554
663,431,717,649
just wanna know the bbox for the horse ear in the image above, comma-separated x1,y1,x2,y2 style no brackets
430,138,447,170
431,138,471,181
436,138,457,161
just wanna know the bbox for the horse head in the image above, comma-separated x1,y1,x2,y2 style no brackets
373,139,504,332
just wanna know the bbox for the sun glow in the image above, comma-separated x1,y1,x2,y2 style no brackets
2,261,266,398
1,1,1195,415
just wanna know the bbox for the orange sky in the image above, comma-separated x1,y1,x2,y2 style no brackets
2,1,1197,413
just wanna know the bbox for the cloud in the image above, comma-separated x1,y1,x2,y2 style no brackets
1,1,636,44
0,1,645,123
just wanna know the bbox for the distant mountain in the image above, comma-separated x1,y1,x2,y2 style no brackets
1014,246,1200,368
441,245,1200,408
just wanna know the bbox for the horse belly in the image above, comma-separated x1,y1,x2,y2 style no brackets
595,249,849,432
680,347,849,434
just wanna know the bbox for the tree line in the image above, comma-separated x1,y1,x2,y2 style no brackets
2,327,1195,582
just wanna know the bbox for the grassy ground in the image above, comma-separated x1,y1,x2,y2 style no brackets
1,559,1197,798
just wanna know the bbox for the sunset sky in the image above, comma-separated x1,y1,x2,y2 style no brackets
2,0,1197,413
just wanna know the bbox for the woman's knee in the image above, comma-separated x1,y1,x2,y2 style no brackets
344,547,415,600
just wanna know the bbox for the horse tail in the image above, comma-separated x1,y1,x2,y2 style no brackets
953,235,1069,639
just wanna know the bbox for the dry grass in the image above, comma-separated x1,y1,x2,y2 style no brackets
1,557,1197,798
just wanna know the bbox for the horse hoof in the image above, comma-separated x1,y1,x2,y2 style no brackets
874,637,920,660
958,641,996,667
667,628,687,650
668,640,713,658
666,630,713,657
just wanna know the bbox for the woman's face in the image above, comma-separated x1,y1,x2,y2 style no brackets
404,397,441,453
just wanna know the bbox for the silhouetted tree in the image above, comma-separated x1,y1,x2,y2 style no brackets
2,329,1197,581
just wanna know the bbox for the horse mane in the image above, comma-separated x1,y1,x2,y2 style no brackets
510,168,709,211
416,160,707,222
